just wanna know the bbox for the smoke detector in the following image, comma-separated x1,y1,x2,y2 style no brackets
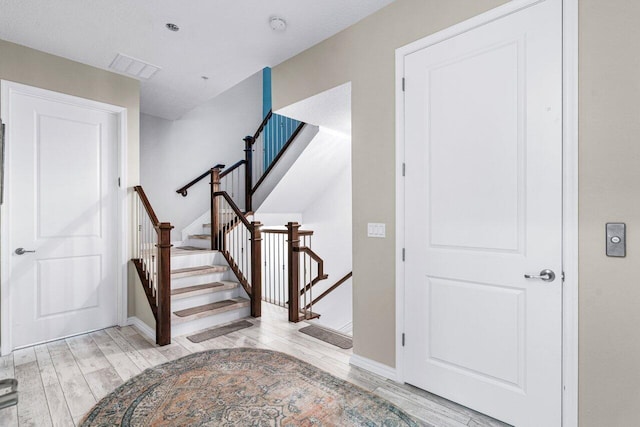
269,17,287,31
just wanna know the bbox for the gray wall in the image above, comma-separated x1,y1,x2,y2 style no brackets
140,71,262,241
273,0,640,424
579,1,640,425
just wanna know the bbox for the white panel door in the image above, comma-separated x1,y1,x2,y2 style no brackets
4,83,119,350
403,1,562,426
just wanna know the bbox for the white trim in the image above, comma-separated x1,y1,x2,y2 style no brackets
394,0,579,425
394,41,407,385
127,316,156,341
561,0,579,425
0,80,128,355
350,354,397,381
118,109,129,328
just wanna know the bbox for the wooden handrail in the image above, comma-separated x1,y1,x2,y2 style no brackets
219,159,246,178
213,191,253,229
133,186,160,225
304,272,352,310
294,246,325,272
262,228,314,236
252,110,273,141
250,122,306,195
176,163,225,197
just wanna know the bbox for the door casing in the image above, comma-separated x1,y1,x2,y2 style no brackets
0,80,129,355
394,0,579,426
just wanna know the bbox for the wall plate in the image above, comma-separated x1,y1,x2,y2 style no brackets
606,223,626,257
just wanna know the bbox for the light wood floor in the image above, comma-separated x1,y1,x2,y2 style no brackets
0,304,507,427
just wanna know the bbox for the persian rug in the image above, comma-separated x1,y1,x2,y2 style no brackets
81,348,427,426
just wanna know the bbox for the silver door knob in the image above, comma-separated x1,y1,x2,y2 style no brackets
14,248,35,255
524,269,555,282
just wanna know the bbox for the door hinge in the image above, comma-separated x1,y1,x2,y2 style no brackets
562,271,565,282
402,162,406,177
402,248,405,261
402,77,405,92
118,177,121,188
402,333,405,347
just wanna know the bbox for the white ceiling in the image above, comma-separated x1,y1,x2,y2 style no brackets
0,0,394,120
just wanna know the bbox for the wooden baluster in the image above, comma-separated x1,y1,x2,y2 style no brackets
250,221,263,317
287,222,300,322
244,136,253,212
211,168,221,250
156,222,173,346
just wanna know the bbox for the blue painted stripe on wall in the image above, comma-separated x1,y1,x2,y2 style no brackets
262,67,301,169
263,67,272,117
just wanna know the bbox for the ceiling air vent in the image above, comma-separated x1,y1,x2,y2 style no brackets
109,53,160,80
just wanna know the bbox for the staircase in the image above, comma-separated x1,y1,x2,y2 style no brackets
132,110,351,345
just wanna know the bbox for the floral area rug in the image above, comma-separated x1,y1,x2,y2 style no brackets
80,347,428,426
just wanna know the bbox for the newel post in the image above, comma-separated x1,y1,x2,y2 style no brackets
211,167,221,250
243,136,254,212
286,222,301,322
250,221,263,318
157,222,174,346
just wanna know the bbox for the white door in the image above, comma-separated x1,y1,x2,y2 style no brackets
2,82,119,351
403,0,562,426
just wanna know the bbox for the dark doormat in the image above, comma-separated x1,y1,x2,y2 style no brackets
299,325,353,349
187,320,253,343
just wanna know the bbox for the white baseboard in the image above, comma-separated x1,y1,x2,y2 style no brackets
126,316,156,341
350,354,397,381
337,321,353,335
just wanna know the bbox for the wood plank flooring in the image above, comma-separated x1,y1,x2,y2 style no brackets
0,304,507,426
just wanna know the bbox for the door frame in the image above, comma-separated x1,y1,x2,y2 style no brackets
394,0,579,426
0,80,129,355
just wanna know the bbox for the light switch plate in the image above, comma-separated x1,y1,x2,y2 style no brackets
367,223,386,238
606,223,626,257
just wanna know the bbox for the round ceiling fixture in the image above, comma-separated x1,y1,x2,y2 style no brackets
269,17,287,32
165,23,180,32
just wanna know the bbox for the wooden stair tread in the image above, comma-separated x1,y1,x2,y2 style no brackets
171,281,238,298
171,282,225,295
172,298,250,321
189,234,211,240
171,265,227,279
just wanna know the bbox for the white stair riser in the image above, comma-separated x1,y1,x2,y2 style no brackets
171,272,231,288
171,306,251,337
170,252,222,270
172,288,240,311
184,238,212,249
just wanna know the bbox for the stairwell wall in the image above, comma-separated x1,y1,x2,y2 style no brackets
300,165,353,331
140,71,262,241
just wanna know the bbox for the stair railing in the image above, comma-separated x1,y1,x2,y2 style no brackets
261,227,313,310
132,186,173,345
285,222,327,322
211,167,262,317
